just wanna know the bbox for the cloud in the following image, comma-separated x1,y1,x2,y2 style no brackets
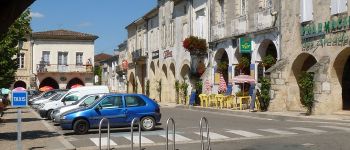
76,22,92,27
30,12,44,18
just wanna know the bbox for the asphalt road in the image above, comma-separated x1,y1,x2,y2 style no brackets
43,107,350,150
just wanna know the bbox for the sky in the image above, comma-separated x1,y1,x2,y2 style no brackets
29,0,157,55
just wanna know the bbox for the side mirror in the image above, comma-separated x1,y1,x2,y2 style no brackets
61,99,65,102
80,103,87,107
95,104,102,110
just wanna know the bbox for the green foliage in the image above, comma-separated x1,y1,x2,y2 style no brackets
0,10,31,88
217,61,228,73
175,80,180,93
145,80,150,96
298,72,315,115
237,55,250,74
93,66,102,85
259,77,271,111
262,55,276,69
180,81,189,102
195,80,203,93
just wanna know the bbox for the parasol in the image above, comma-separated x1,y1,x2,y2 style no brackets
71,84,83,89
1,88,10,94
233,75,255,96
204,79,211,94
13,87,26,91
218,73,227,93
39,86,53,92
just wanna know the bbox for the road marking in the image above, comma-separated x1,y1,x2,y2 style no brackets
124,136,155,144
194,132,229,139
259,129,298,135
290,127,326,133
319,126,350,131
160,134,192,142
90,137,117,146
226,130,262,137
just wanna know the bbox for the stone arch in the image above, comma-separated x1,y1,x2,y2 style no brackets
128,72,136,93
180,63,191,82
168,63,176,103
287,53,317,111
13,80,26,89
332,47,350,110
66,77,85,89
149,61,156,99
39,77,59,89
161,64,168,102
256,39,278,62
214,48,229,84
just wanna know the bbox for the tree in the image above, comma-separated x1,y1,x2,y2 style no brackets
0,10,31,88
93,65,102,85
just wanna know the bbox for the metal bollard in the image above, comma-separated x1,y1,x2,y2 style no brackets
131,118,142,150
99,118,111,150
166,117,176,150
199,117,211,150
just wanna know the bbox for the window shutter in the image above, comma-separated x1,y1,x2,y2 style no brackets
331,0,339,15
338,0,348,13
300,0,313,22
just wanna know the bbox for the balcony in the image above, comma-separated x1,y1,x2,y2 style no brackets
132,49,147,63
254,8,274,31
231,15,248,36
36,64,93,73
211,21,225,41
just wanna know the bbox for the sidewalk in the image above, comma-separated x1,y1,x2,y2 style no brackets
158,102,350,122
0,107,74,150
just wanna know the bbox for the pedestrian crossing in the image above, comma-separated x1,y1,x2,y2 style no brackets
80,125,350,147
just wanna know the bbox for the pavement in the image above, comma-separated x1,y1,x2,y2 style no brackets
0,107,74,150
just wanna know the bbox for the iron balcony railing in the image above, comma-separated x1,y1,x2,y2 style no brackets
132,49,147,61
211,21,225,41
36,64,93,73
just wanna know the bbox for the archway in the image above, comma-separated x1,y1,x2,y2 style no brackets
180,64,191,104
257,40,278,82
13,80,27,89
288,53,317,111
39,77,59,89
66,77,85,89
128,72,136,93
149,61,156,99
161,64,168,102
169,63,176,103
214,48,229,83
333,48,350,110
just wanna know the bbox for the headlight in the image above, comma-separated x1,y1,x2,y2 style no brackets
60,115,66,120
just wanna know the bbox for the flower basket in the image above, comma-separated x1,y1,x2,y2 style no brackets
183,36,208,56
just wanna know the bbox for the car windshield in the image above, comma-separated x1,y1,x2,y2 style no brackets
71,95,91,105
51,92,66,101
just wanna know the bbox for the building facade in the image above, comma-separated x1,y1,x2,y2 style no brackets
32,30,98,89
13,35,33,89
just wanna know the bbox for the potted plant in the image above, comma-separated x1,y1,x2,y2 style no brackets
183,36,208,56
261,55,276,69
237,55,250,74
217,61,228,73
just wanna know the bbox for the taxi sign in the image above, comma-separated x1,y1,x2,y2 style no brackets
11,91,28,107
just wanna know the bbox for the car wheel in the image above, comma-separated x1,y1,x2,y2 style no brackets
47,109,53,119
73,119,89,135
141,116,155,131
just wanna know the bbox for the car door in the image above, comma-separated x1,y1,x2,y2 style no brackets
124,95,147,123
91,96,127,127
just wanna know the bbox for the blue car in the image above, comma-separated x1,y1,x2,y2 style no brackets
60,93,161,134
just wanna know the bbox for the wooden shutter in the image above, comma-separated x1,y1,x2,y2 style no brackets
331,0,339,15
300,0,313,22
338,0,348,13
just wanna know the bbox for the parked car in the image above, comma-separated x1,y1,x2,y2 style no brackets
38,86,109,119
29,89,64,104
28,90,40,99
51,93,106,122
32,91,67,109
59,93,161,134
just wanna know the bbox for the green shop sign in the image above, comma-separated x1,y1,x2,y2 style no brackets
239,37,252,53
301,16,350,39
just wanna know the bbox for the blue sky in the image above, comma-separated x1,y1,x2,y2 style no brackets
30,0,157,55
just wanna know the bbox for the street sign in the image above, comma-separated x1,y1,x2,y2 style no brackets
239,37,252,53
12,91,28,107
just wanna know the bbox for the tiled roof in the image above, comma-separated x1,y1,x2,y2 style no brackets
32,29,98,40
94,53,112,62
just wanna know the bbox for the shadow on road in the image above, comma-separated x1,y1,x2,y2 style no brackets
2,117,42,123
63,127,164,136
0,130,59,141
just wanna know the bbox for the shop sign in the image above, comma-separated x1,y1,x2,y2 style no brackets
239,37,252,53
301,16,350,39
152,50,159,59
302,31,349,52
163,50,173,59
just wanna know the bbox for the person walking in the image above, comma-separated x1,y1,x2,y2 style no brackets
249,83,260,112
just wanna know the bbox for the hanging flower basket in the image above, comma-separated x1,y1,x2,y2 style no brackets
183,36,208,56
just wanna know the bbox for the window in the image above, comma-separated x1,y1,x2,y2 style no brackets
82,95,100,106
219,0,225,22
300,0,313,23
241,0,246,15
331,0,348,15
63,93,80,102
259,0,272,9
76,52,83,65
125,96,146,107
58,52,68,65
42,51,50,64
100,96,123,108
17,53,25,68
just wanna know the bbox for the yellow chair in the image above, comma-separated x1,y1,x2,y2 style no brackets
215,94,225,109
237,96,251,110
198,94,208,107
226,95,238,109
208,94,217,107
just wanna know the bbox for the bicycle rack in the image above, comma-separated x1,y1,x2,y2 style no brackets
99,117,111,150
199,117,211,150
166,117,176,150
131,118,142,150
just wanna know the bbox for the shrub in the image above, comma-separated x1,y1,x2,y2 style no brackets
262,55,276,69
183,36,208,55
259,77,271,111
298,72,314,115
145,80,150,96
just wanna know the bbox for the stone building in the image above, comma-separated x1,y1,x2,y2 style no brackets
13,35,33,89
268,0,350,114
31,29,98,89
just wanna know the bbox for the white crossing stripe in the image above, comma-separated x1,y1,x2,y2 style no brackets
90,138,117,146
319,126,350,131
160,134,192,142
259,129,298,135
290,127,327,133
124,136,155,144
194,132,229,139
226,130,262,137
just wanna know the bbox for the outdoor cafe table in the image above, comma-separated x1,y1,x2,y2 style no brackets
237,96,251,110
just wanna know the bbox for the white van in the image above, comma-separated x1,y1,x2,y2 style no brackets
37,86,109,118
